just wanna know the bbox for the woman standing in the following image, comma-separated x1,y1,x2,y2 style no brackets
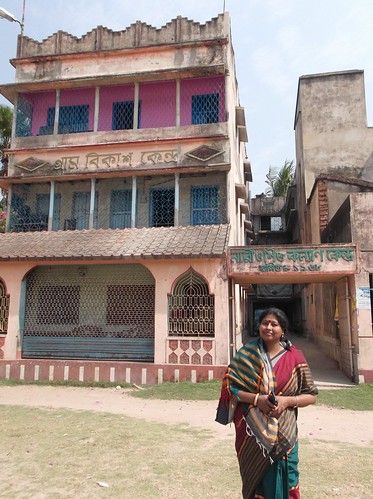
216,308,318,498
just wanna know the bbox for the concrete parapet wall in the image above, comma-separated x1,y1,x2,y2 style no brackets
17,14,229,58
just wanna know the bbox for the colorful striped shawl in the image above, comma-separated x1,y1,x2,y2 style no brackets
227,338,279,454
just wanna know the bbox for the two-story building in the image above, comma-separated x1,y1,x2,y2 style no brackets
0,13,251,383
293,69,373,383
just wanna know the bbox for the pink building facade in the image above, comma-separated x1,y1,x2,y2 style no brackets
0,14,251,383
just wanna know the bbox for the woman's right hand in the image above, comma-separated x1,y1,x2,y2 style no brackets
257,395,277,416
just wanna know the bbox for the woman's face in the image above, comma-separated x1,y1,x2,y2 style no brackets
259,313,284,345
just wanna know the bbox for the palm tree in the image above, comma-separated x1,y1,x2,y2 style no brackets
265,159,295,197
0,104,13,170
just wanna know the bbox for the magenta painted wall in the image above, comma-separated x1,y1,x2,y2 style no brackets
21,91,55,136
60,88,96,131
21,76,226,136
98,84,135,131
180,75,226,126
139,80,176,128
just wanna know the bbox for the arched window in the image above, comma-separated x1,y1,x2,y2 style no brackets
0,279,9,334
168,268,214,337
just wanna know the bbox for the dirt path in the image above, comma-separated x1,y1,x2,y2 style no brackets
0,385,372,447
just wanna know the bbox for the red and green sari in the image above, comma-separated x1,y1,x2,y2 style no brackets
218,338,318,499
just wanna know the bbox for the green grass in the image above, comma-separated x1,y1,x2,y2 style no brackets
1,378,372,410
0,379,131,389
131,379,222,400
316,383,373,411
133,381,373,411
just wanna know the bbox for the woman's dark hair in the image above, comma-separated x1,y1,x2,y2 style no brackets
258,307,289,333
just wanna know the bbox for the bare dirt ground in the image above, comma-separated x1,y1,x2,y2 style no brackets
0,385,372,447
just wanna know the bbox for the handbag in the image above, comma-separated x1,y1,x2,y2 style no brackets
215,397,237,425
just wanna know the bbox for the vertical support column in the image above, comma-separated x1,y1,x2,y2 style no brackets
5,185,12,233
224,72,231,226
229,278,236,361
131,176,137,228
94,86,100,132
89,178,96,229
48,180,55,231
174,173,180,227
54,89,60,136
133,83,140,130
11,95,18,140
176,79,181,127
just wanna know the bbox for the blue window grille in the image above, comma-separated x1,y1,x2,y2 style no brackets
191,93,219,124
191,186,220,225
112,101,141,130
47,105,89,134
36,193,61,231
110,190,132,228
150,188,175,227
72,192,98,230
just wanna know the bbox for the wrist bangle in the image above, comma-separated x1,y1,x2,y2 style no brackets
253,393,259,407
294,396,298,408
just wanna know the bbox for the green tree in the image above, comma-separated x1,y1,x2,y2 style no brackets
0,104,13,169
265,159,295,197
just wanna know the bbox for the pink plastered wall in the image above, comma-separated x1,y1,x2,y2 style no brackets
60,88,95,130
20,91,55,136
98,84,135,131
139,80,176,128
20,76,226,136
180,75,226,126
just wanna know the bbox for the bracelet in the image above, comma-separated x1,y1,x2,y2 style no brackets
253,393,259,407
294,396,298,408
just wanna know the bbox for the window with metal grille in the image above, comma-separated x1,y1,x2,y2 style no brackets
168,269,215,337
0,279,9,334
37,285,80,325
191,185,220,225
110,190,132,229
72,192,98,230
47,105,89,133
112,101,141,130
106,284,155,335
36,193,61,231
191,93,219,124
150,188,175,227
16,97,33,137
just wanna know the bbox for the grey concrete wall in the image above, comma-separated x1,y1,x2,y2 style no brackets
295,70,373,202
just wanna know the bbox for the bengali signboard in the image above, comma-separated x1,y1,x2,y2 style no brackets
14,149,179,176
228,245,357,281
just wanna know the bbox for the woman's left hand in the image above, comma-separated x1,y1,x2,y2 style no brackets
267,396,290,418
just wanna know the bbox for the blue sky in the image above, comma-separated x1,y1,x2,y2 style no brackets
0,0,372,195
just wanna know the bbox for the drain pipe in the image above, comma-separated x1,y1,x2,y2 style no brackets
344,278,355,381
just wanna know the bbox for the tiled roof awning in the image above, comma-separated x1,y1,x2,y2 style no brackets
0,225,230,262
